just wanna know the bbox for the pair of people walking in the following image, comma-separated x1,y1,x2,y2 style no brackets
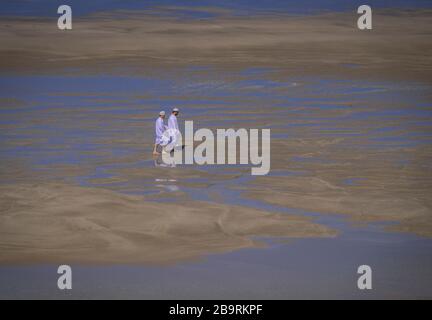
153,107,180,155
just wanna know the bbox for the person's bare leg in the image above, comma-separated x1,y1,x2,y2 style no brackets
153,144,160,155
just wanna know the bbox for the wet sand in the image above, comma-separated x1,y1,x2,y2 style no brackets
0,183,335,264
0,7,432,298
1,10,432,82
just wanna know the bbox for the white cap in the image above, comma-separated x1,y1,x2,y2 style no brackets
172,107,179,112
159,111,165,116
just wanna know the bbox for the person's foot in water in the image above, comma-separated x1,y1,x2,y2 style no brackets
153,143,161,155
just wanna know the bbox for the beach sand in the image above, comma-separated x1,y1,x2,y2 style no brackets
0,183,335,264
0,9,431,83
0,8,431,268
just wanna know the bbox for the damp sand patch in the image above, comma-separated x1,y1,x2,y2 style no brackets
0,183,336,265
246,175,432,238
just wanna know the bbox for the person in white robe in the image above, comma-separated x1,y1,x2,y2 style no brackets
167,107,179,131
153,111,167,155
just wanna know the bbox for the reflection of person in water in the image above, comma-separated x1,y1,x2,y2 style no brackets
153,110,167,155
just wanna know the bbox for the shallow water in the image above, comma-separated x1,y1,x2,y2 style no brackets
0,67,432,298
2,0,432,17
